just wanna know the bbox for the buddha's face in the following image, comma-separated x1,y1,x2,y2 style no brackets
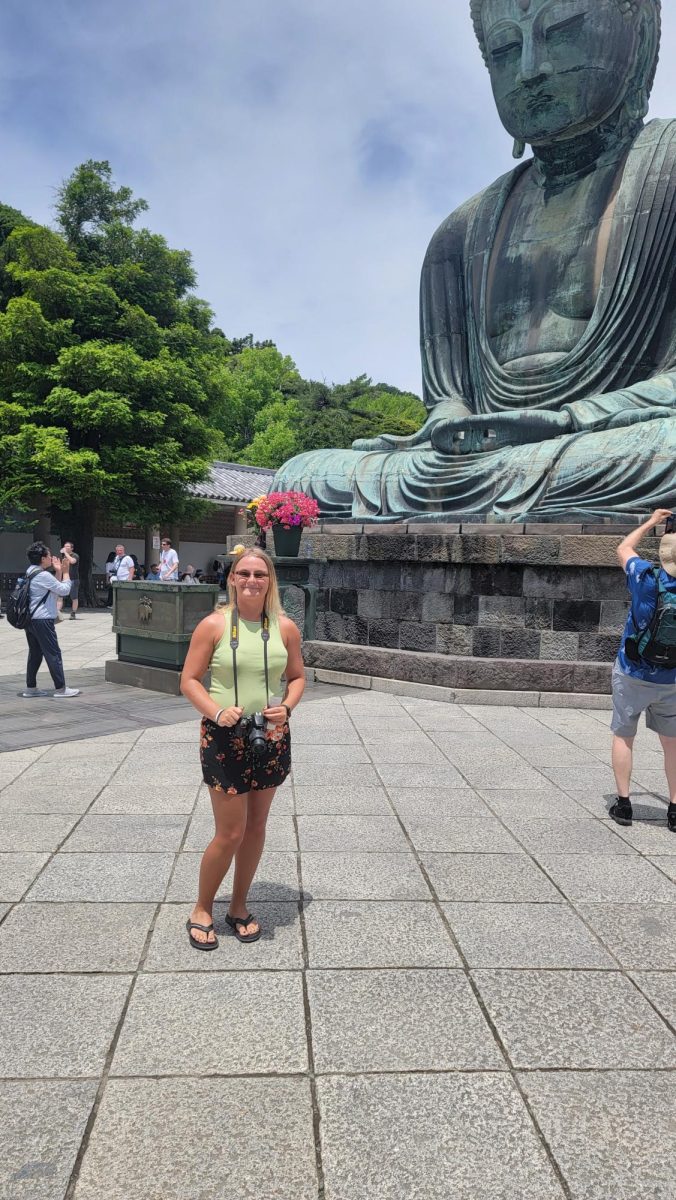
481,0,640,145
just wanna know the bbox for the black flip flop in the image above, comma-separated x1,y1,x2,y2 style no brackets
186,918,219,952
225,912,261,943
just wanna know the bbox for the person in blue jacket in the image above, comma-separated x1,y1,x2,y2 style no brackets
611,509,676,832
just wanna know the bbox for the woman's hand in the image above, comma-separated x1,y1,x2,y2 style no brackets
263,705,289,727
217,706,243,728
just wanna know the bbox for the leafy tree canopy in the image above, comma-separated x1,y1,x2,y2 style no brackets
0,160,425,598
0,162,227,598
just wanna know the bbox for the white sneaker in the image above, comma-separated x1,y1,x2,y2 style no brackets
53,687,81,698
21,688,52,698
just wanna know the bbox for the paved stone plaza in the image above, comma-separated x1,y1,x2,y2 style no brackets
0,614,675,1198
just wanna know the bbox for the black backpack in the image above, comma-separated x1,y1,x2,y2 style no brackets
6,568,49,629
625,567,676,669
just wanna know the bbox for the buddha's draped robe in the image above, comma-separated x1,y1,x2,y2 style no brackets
274,120,676,521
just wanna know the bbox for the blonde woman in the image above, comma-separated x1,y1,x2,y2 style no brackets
180,548,305,949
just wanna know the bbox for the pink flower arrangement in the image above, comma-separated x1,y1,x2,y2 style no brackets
247,490,320,531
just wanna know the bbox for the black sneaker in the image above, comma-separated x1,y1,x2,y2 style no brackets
609,799,633,827
668,804,676,833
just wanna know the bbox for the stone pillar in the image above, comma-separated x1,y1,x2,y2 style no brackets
33,504,52,545
234,509,247,535
145,525,160,571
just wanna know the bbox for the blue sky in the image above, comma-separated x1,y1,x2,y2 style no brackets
2,1,676,395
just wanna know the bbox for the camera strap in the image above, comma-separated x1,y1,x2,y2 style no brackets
230,607,270,710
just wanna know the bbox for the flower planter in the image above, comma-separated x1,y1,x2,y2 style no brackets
272,525,303,557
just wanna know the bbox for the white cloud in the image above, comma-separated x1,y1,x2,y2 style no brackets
1,0,675,395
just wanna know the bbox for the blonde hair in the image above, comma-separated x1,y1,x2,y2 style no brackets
220,547,283,619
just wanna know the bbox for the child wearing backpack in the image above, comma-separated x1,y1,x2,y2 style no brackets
12,542,81,699
611,509,676,832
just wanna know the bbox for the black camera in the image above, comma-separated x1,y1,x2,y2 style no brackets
665,515,676,535
236,713,268,758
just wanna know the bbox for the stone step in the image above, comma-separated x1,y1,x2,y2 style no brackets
303,641,612,696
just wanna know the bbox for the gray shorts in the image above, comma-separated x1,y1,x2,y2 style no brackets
69,581,79,601
611,663,676,738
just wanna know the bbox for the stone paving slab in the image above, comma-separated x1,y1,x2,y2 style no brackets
521,1071,676,1200
89,780,200,814
0,902,155,973
72,1076,318,1200
293,785,391,815
304,901,460,969
473,969,676,1069
0,780,107,814
111,971,307,1076
0,852,50,901
1,663,674,1199
577,903,676,970
317,1074,566,1199
0,1080,98,1200
395,812,522,854
144,901,304,971
443,902,614,969
536,853,676,903
62,813,188,853
0,813,78,852
300,851,429,901
296,814,409,853
308,968,506,1073
0,974,131,1077
421,852,560,903
632,971,676,1027
650,854,676,881
26,851,176,902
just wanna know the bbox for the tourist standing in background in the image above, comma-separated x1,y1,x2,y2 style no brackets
160,537,179,581
21,542,80,698
107,544,135,610
610,509,676,833
57,541,79,621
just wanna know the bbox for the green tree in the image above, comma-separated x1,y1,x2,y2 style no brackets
0,163,229,602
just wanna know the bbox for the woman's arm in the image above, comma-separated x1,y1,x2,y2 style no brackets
264,616,305,724
180,611,243,726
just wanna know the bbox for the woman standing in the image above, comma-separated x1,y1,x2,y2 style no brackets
180,547,305,949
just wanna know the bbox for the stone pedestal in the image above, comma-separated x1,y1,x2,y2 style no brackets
228,523,657,695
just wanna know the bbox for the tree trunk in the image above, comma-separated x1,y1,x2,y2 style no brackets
65,502,98,608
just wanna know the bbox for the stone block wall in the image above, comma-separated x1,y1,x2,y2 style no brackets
227,522,661,691
289,524,658,665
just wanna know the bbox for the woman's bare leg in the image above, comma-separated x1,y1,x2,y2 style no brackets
229,787,277,937
189,788,247,944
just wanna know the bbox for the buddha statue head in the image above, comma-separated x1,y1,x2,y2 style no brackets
470,0,661,154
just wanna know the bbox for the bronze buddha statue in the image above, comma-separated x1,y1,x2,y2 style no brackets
274,0,676,521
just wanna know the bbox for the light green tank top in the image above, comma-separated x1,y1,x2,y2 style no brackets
209,610,287,715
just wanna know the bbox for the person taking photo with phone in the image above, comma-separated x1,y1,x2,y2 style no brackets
611,509,676,833
20,542,81,698
180,547,305,949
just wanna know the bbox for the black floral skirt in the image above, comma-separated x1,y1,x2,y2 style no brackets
199,717,291,795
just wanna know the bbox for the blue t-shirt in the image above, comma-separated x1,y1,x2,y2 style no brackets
617,556,676,683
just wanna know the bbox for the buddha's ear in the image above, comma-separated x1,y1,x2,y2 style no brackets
626,4,661,121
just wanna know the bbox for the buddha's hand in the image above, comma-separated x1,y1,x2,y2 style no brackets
351,399,472,452
431,409,573,454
